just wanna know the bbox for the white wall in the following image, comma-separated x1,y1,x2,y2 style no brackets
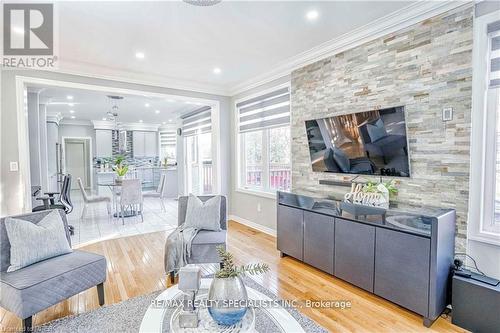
229,75,291,234
46,121,59,192
0,70,230,216
38,104,49,192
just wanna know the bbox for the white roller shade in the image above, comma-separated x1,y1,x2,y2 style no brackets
182,106,211,137
237,87,290,133
159,131,176,146
488,20,500,89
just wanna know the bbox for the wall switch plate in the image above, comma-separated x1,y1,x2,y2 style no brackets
442,107,453,121
257,203,262,212
9,161,19,172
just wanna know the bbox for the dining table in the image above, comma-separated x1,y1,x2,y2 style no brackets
97,179,151,218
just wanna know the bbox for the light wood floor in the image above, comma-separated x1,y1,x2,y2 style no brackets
0,221,467,333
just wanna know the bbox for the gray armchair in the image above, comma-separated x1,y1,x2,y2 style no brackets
167,195,227,283
0,210,107,332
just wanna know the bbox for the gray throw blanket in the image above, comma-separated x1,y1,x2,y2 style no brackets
164,224,199,274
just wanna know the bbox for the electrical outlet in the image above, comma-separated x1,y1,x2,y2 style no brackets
442,107,453,121
9,161,19,172
257,203,262,212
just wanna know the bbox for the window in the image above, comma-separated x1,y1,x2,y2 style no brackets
237,86,291,194
159,131,176,164
182,107,214,195
469,13,500,244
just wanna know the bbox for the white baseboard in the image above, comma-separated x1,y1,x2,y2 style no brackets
229,214,277,237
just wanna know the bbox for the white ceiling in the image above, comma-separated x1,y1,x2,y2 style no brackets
55,1,415,95
36,85,208,124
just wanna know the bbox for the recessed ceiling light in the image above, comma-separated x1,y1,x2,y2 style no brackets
145,103,150,107
169,119,173,122
102,117,107,121
68,103,74,107
162,121,166,125
66,95,73,100
139,120,143,123
306,10,319,21
213,67,221,74
70,116,76,119
135,52,145,59
155,110,160,114
69,110,75,114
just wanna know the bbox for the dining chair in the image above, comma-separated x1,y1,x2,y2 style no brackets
119,179,143,225
77,177,111,219
143,173,167,211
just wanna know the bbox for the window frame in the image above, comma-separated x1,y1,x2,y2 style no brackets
469,10,500,246
235,83,291,198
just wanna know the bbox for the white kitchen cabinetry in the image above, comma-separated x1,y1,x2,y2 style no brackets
133,131,157,157
95,130,113,157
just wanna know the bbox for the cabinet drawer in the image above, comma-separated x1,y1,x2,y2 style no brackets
374,228,430,316
304,211,334,274
277,205,303,261
334,218,375,292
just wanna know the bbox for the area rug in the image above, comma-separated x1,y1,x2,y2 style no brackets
35,276,328,333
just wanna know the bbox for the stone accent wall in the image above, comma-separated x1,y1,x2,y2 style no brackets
290,5,473,251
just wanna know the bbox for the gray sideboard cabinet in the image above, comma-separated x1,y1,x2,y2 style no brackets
335,218,375,292
303,211,334,275
277,204,304,261
276,191,456,327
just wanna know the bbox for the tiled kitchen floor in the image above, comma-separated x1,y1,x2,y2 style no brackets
67,190,178,247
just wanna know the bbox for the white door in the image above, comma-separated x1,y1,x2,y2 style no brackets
65,141,87,189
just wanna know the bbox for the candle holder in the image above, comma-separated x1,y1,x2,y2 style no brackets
178,265,201,328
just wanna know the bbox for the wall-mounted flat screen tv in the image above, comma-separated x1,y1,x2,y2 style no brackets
305,106,410,177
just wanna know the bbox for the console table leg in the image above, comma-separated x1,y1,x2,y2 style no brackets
423,317,434,328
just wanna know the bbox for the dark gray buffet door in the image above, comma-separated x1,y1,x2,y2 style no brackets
374,228,430,316
334,218,375,292
277,205,304,260
303,211,334,274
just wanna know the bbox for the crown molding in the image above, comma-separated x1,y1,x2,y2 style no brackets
46,112,63,125
59,118,93,126
229,0,472,96
52,60,231,97
91,120,160,131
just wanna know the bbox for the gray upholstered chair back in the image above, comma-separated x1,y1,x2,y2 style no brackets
120,179,143,205
0,209,70,272
178,195,227,230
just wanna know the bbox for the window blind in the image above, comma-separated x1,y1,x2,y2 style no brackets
237,87,290,133
159,131,176,146
182,106,211,136
489,20,500,89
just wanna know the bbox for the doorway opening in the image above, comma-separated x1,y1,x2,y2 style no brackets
62,137,92,190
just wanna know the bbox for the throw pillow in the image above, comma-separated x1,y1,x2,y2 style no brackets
332,147,351,173
184,194,221,231
366,118,387,143
5,210,72,272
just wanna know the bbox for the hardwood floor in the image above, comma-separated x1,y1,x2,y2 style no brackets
0,221,467,333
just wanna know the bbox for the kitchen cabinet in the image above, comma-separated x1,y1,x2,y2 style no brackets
277,205,303,261
133,131,157,157
95,130,112,157
303,211,334,274
335,218,375,292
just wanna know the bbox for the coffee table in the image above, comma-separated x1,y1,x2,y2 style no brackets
139,278,305,333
